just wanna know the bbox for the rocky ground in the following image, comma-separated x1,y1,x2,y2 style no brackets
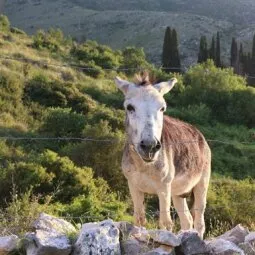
0,213,254,255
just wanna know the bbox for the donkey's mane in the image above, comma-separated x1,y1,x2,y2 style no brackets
134,71,156,86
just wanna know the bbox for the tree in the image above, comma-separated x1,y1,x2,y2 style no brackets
198,36,208,63
171,29,181,72
252,34,255,59
230,38,238,68
162,27,181,73
209,36,216,62
215,32,221,67
162,27,172,70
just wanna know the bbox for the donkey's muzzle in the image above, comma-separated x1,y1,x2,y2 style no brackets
139,138,161,161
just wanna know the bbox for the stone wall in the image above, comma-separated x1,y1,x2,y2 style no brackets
0,213,255,255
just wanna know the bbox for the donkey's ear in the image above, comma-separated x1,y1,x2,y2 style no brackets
114,76,135,95
154,78,177,95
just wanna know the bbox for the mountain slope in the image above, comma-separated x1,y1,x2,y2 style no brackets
3,0,255,65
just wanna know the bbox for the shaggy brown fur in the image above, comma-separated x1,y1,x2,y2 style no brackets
162,116,207,177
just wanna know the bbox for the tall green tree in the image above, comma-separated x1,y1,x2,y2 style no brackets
171,29,181,72
216,32,221,67
252,34,255,59
162,27,181,72
230,37,238,68
162,27,172,70
209,35,216,62
198,36,208,63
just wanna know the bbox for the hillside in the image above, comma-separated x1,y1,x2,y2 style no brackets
0,16,254,237
3,0,255,66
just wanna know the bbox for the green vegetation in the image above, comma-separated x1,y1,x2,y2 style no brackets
0,16,254,237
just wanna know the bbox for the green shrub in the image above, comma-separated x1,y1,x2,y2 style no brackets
10,27,26,35
0,15,10,32
24,74,96,114
206,178,255,235
42,108,86,137
71,40,122,69
32,28,67,52
181,60,255,126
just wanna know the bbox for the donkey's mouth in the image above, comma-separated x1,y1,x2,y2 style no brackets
142,157,155,163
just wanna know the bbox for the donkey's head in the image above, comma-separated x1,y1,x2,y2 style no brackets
115,73,177,163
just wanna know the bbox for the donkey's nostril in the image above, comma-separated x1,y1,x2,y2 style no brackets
155,142,161,151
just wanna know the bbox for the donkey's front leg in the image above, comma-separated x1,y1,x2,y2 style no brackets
158,186,173,231
128,181,147,227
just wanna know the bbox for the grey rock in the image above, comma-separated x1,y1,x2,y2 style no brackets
33,212,76,235
73,219,121,255
25,230,72,255
176,230,211,255
238,242,255,255
115,221,138,240
25,213,76,255
207,238,244,255
245,232,255,246
217,224,249,245
143,245,174,255
121,239,151,254
131,227,151,243
148,230,181,247
0,235,19,254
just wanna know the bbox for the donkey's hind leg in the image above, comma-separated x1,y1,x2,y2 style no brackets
172,195,193,230
192,161,211,239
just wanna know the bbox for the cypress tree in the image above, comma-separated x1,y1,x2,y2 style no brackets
171,29,181,72
216,32,221,67
230,37,238,68
252,34,255,59
209,35,216,62
162,27,172,70
238,43,244,75
198,36,208,63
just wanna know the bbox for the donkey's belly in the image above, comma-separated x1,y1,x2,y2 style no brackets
171,172,201,196
126,171,172,194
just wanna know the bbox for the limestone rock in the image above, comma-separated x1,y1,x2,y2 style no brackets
131,227,150,243
115,221,138,240
25,213,76,255
121,239,151,254
217,224,249,245
238,242,255,255
0,235,19,254
148,230,181,247
33,212,76,235
25,230,72,255
207,238,244,255
143,245,174,255
245,232,255,246
175,230,211,255
73,219,121,255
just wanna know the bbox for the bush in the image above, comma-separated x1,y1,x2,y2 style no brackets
42,108,86,137
0,15,10,32
181,60,255,126
24,75,96,114
71,40,122,69
206,178,255,235
33,28,67,52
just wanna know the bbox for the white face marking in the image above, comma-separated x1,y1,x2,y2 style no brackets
115,77,177,162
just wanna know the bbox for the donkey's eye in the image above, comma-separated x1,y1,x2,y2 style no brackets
160,107,166,112
127,104,135,112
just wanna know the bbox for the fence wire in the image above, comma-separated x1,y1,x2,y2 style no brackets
1,55,255,78
0,136,254,146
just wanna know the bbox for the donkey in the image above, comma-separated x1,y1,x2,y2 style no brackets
115,74,211,238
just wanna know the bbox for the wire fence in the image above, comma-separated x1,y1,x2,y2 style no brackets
0,136,254,146
1,54,255,78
